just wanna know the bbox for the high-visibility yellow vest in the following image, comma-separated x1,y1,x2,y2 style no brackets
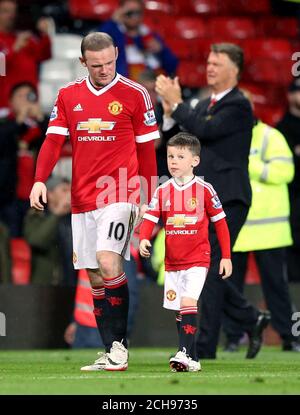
233,121,294,252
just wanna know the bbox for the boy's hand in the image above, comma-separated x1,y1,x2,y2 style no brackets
139,239,151,258
219,258,232,279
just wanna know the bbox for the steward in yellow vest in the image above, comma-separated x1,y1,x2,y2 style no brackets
234,120,294,252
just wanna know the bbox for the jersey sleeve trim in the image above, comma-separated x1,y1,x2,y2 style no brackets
210,211,226,223
143,213,159,223
46,126,69,136
135,130,160,143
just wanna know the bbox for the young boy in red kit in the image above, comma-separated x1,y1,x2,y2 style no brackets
139,132,232,372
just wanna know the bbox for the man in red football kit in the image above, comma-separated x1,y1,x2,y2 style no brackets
30,32,159,371
139,132,232,372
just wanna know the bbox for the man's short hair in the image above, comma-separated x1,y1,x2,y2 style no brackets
211,43,244,78
81,32,115,57
167,132,201,157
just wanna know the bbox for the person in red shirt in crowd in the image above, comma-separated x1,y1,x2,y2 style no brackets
139,132,232,372
30,32,159,371
0,0,51,109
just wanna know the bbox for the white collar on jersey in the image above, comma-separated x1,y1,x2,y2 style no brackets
172,176,197,191
86,73,120,96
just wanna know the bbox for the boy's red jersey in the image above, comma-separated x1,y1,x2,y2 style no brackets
143,177,226,271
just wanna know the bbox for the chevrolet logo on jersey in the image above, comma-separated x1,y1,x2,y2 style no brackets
77,119,116,133
166,214,198,228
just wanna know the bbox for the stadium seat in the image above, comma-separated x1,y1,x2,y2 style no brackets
192,0,222,15
144,0,173,20
255,106,285,127
245,59,293,87
257,17,299,38
69,0,118,20
173,0,224,15
173,17,207,39
177,61,206,88
239,83,287,109
245,252,261,285
244,39,292,61
40,60,74,82
228,0,271,15
208,17,256,39
143,14,173,37
10,238,31,285
52,34,83,60
73,60,88,79
166,38,197,60
39,79,78,114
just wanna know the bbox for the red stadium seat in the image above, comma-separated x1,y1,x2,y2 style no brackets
174,0,222,15
10,238,31,285
174,17,207,39
255,106,285,127
69,0,118,20
144,0,173,19
208,17,256,39
244,59,293,87
192,0,223,15
245,252,261,285
166,38,198,60
257,17,299,38
244,39,292,61
143,14,171,37
238,83,268,106
229,0,271,15
178,61,206,88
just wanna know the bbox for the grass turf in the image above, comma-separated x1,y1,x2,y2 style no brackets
0,347,300,395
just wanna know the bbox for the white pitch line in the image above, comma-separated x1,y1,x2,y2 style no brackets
28,372,300,381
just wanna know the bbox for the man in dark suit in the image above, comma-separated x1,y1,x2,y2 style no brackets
155,43,270,359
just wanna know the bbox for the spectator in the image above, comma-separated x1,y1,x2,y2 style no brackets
0,82,47,236
0,221,11,283
0,0,51,109
277,78,300,283
24,176,76,286
223,95,300,352
99,0,178,81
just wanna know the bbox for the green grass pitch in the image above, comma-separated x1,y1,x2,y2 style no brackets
0,347,300,395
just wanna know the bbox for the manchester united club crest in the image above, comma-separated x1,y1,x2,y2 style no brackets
187,197,198,210
73,252,77,263
108,101,123,115
166,290,177,301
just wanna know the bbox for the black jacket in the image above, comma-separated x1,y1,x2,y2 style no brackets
171,87,253,206
0,118,19,206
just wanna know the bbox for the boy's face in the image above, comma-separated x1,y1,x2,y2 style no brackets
167,146,200,179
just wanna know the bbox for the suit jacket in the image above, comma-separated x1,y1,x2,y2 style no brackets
171,87,253,206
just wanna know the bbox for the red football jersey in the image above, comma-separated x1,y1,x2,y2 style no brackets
46,74,160,213
143,177,226,271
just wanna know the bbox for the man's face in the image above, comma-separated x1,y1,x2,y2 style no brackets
122,1,143,30
81,46,118,88
206,52,238,92
0,1,16,31
10,85,35,113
